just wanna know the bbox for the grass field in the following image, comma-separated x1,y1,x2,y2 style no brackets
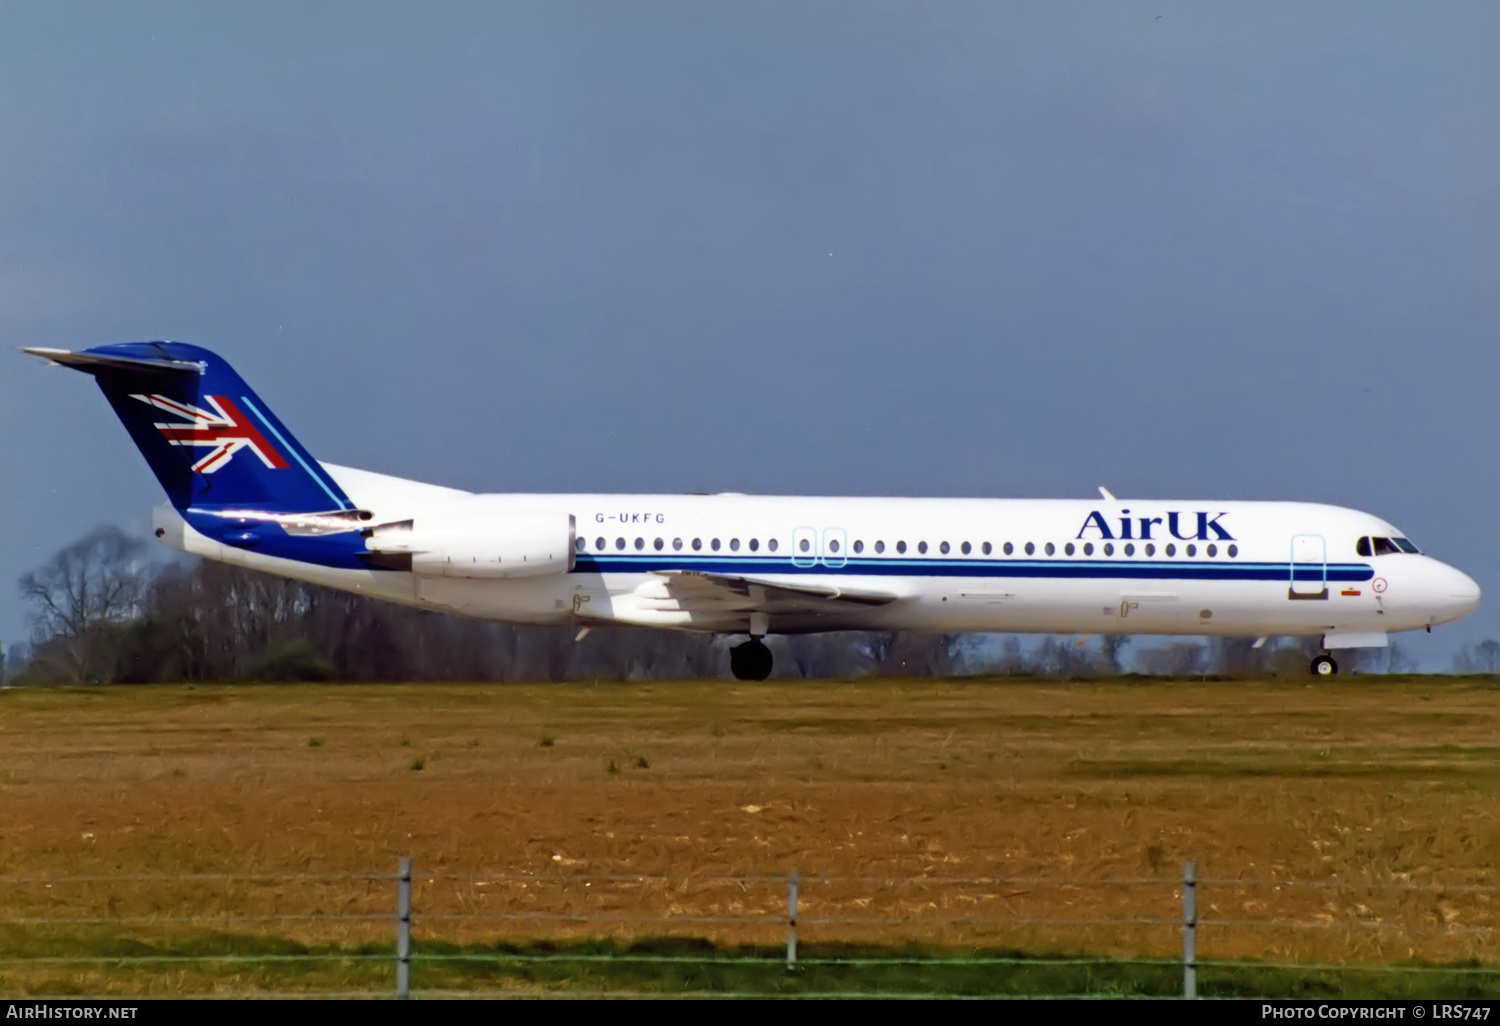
2,676,1498,996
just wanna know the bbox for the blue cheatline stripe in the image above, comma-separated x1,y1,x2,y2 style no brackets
570,555,1375,584
238,395,350,511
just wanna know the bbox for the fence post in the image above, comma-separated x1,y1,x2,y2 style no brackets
785,872,799,971
1182,860,1197,1000
397,857,412,1000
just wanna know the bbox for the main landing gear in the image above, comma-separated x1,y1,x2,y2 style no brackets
730,638,774,681
1311,653,1339,676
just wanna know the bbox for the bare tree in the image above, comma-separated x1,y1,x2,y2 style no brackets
1026,636,1097,677
992,635,1029,675
1453,639,1500,674
19,527,151,681
868,632,964,677
1136,641,1208,677
1387,641,1419,674
1099,634,1132,676
1206,637,1268,677
3,642,27,683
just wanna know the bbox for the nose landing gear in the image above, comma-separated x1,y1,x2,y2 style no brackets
1311,653,1339,676
729,638,773,681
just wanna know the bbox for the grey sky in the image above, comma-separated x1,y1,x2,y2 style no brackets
3,2,1496,666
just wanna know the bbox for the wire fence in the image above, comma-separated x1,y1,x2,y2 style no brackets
2,861,1498,999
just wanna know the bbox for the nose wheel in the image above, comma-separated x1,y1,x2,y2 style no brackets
1311,653,1339,676
730,638,773,681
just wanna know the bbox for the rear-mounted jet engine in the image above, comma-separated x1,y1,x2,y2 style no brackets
362,511,575,579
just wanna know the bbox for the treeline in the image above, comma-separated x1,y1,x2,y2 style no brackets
6,526,1483,685
11,527,963,684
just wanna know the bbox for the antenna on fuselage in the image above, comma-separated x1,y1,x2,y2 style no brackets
1098,486,1116,501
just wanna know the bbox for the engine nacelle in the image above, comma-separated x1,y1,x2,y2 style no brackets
364,511,575,579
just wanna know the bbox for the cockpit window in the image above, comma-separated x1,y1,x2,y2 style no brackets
1361,535,1421,557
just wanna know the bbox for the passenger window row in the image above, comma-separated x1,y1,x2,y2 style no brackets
583,537,780,553
577,536,1241,559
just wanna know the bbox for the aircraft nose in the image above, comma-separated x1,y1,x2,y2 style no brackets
1437,563,1482,623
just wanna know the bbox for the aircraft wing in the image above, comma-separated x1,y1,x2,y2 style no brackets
575,568,901,633
655,570,898,608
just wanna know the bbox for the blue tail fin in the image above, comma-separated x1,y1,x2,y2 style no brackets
29,342,353,514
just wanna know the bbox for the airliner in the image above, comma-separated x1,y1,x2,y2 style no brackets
26,342,1481,680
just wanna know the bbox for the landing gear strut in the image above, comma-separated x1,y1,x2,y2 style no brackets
1311,653,1339,676
730,638,773,681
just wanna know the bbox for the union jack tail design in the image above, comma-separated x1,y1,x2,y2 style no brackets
33,340,354,513
131,393,290,474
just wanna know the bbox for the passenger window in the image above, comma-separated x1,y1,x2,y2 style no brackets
596,537,606,551
711,538,721,551
918,541,928,554
616,538,626,551
1164,543,1175,557
1082,542,1093,556
960,541,971,555
749,538,759,552
654,538,664,551
940,541,951,554
1145,542,1155,556
828,539,840,554
673,538,683,551
853,540,864,554
1044,542,1055,556
875,541,886,554
635,538,645,551
984,542,995,555
768,538,779,552
692,538,702,551
799,538,811,553
1186,543,1197,557
1227,544,1238,557
998,542,1009,556
1356,536,1372,558
1024,542,1035,556
1123,542,1133,556
730,538,740,551
1206,543,1217,557
1065,542,1075,556
1103,542,1113,556
576,537,586,552
897,541,907,554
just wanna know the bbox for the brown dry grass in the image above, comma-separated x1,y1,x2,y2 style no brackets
2,677,1498,969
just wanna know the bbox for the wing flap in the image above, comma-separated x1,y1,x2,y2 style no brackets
655,569,898,607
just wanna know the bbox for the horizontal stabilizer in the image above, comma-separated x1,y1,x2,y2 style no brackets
198,507,375,536
23,347,204,376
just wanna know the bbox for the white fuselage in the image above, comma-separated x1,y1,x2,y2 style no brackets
152,464,1481,650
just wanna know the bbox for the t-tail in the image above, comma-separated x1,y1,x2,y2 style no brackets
25,342,375,568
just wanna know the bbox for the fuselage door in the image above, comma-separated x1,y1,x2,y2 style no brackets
792,527,818,568
822,527,848,569
1290,534,1328,599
